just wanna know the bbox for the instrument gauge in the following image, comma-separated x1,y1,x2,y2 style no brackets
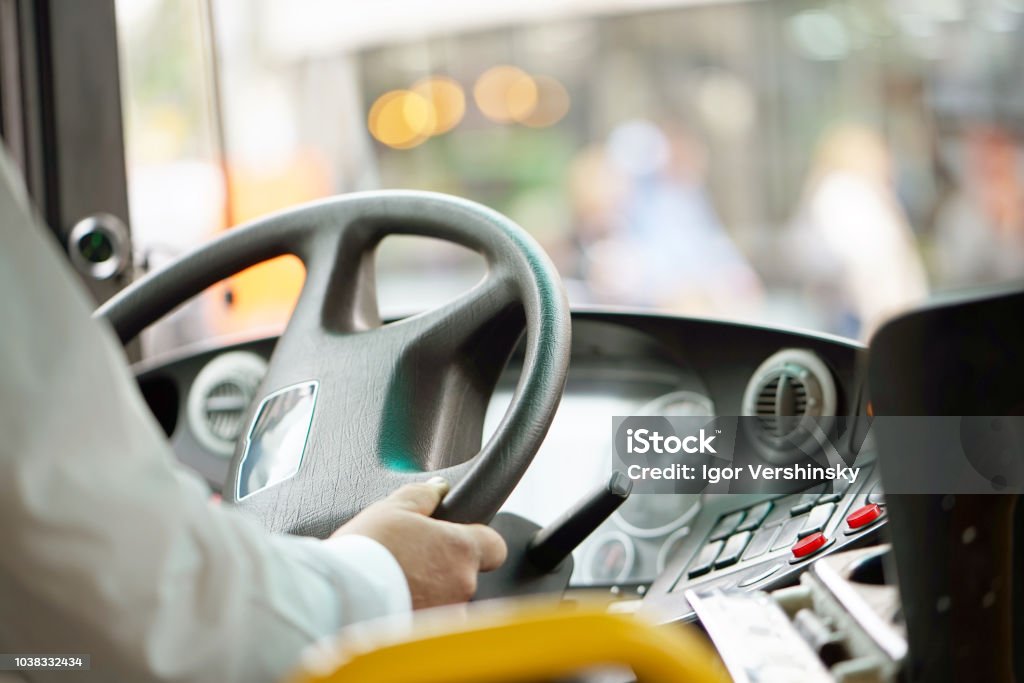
610,390,711,538
640,390,716,417
582,532,635,584
657,526,693,574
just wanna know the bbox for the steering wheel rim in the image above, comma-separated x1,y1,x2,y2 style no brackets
96,191,571,536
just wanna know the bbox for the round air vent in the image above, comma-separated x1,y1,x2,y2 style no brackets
187,351,268,458
742,349,837,455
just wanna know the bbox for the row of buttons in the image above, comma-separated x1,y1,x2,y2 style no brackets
792,503,884,560
789,478,853,515
690,499,841,578
682,479,882,583
708,500,773,541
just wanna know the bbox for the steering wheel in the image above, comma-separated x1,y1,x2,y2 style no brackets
96,191,571,537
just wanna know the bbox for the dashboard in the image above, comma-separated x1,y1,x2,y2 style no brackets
134,310,882,619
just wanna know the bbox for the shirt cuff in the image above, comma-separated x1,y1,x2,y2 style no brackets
314,534,413,620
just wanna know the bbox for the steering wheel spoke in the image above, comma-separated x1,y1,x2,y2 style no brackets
397,269,519,359
368,272,524,468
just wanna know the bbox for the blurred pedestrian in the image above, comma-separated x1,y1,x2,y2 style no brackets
785,124,928,339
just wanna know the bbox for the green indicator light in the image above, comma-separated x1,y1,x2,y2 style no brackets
77,231,114,264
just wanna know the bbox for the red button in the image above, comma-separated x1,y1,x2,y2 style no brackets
792,532,828,559
846,503,883,530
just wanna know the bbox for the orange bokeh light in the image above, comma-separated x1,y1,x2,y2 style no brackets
518,75,571,127
368,89,437,149
412,76,466,136
473,66,538,124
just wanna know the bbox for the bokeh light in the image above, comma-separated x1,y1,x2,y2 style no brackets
517,75,571,127
788,9,850,60
412,76,466,136
368,89,437,149
473,65,538,123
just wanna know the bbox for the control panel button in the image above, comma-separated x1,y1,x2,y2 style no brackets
771,517,806,552
708,510,745,541
687,540,725,578
867,482,885,506
797,502,836,539
817,477,853,504
742,525,781,561
789,485,826,516
737,501,773,531
791,532,829,559
763,494,801,526
846,503,883,530
714,531,753,569
736,562,784,588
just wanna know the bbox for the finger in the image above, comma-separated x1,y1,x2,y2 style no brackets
465,524,508,572
385,477,449,515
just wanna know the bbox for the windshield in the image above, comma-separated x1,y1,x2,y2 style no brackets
116,0,1024,357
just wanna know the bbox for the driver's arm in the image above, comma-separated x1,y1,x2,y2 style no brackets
0,155,503,683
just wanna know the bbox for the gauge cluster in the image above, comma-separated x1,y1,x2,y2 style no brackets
494,380,717,588
578,491,703,586
489,353,720,589
573,388,718,587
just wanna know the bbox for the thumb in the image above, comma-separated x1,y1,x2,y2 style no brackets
386,477,450,515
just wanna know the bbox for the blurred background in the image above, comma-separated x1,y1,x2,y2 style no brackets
115,0,1024,356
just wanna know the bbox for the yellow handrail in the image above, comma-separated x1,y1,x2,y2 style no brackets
290,599,730,683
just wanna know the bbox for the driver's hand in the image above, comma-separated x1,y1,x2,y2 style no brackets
331,477,507,609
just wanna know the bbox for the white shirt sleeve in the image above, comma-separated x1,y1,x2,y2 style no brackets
0,154,411,683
